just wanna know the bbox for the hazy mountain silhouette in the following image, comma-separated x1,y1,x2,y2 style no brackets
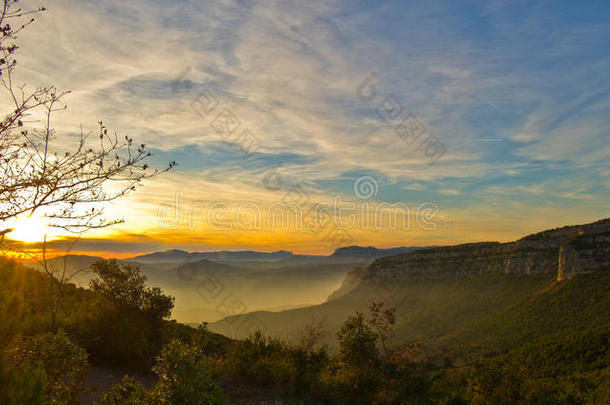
208,218,610,352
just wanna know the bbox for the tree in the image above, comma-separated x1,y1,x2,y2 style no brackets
367,301,396,353
39,236,87,333
7,331,89,405
0,354,45,405
152,339,226,405
321,312,382,404
90,260,174,319
96,376,154,405
337,311,380,368
292,315,329,351
321,304,424,403
89,259,174,367
0,0,174,335
0,0,175,234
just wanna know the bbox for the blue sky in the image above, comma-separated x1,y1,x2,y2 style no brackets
10,0,610,254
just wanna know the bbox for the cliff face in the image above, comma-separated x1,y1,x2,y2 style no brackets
329,246,429,262
327,266,368,301
362,219,610,283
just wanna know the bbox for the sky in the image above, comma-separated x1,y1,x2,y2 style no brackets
4,0,610,257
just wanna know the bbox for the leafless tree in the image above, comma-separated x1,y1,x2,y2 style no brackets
0,1,175,236
40,236,92,333
367,301,396,352
367,301,422,365
0,1,175,332
292,315,329,351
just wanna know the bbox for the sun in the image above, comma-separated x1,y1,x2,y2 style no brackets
5,214,52,243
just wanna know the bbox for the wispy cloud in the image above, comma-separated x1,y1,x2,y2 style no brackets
5,0,609,254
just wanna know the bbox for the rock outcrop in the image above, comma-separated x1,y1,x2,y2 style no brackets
327,266,368,301
329,246,432,262
361,218,610,283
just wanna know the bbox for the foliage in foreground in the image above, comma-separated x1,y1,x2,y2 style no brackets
0,354,45,405
97,339,226,405
0,260,608,404
3,332,87,405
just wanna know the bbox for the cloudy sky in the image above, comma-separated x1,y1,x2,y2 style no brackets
8,0,610,256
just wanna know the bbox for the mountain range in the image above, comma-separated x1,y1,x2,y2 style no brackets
207,218,610,357
26,245,431,324
23,219,609,351
125,245,428,266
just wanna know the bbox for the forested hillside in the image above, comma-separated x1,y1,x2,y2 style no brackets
2,252,608,403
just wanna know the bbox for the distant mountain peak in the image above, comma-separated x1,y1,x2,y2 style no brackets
127,249,296,264
330,245,431,260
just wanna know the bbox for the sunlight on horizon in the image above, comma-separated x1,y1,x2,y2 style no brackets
4,213,54,243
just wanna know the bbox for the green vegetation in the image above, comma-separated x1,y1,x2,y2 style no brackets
85,260,175,368
0,259,229,404
7,332,89,404
97,339,226,405
95,376,151,405
0,354,45,405
0,258,608,404
217,330,330,400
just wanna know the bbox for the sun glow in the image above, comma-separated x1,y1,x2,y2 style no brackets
5,214,53,243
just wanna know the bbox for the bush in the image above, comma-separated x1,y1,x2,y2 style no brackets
7,332,88,405
85,260,175,369
153,339,226,405
96,376,154,405
218,330,329,398
0,354,46,405
320,312,383,404
221,331,294,388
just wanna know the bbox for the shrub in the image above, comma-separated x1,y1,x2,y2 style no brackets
217,330,329,400
320,312,383,404
87,260,175,369
96,376,154,405
153,339,226,405
7,331,88,405
466,361,524,405
0,354,46,405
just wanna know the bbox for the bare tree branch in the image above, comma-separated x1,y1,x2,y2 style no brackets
0,1,175,238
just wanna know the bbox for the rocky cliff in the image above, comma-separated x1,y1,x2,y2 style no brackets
327,266,369,301
329,246,431,262
359,218,610,284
